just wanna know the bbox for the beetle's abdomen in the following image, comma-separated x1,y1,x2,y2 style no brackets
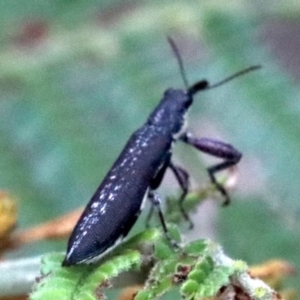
63,125,172,266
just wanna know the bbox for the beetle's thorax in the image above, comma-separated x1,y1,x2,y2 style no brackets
147,88,192,138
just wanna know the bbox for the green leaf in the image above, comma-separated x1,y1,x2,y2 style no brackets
30,251,141,300
180,280,199,295
75,250,141,300
30,228,162,300
183,239,208,256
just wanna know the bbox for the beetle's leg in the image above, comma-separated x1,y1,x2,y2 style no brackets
168,162,194,229
181,133,242,205
148,190,180,249
145,202,154,228
145,152,171,227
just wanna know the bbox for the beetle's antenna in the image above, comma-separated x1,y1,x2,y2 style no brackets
208,65,261,89
188,65,261,96
167,36,189,89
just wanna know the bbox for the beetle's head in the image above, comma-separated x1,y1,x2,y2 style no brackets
146,81,208,137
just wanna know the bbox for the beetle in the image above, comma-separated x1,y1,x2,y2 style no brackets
62,37,260,266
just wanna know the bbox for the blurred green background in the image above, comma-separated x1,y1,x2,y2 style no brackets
0,0,299,294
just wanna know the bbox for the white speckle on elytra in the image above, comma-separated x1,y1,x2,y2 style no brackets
114,185,121,191
120,159,128,167
91,216,99,225
100,203,107,214
91,202,99,209
108,193,114,200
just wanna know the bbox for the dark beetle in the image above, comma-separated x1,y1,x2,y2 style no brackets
62,38,259,266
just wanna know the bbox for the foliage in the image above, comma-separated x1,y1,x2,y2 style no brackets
30,229,278,300
30,229,159,300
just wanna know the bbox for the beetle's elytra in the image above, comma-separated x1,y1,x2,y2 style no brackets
62,38,260,266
